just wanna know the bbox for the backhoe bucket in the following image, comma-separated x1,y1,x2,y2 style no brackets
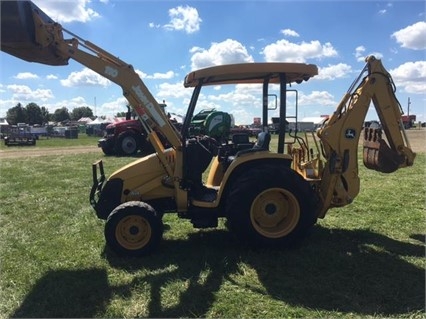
363,127,404,173
0,0,69,66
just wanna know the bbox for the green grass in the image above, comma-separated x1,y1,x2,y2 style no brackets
0,141,424,318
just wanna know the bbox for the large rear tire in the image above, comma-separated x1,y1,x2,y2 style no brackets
226,165,317,247
116,132,139,156
105,201,163,256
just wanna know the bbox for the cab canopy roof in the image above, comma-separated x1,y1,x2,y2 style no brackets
184,62,318,87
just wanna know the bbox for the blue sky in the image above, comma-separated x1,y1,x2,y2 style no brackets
1,0,425,125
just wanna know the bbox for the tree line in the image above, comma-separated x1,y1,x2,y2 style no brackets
5,102,94,125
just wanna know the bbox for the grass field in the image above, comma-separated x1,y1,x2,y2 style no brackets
0,134,424,318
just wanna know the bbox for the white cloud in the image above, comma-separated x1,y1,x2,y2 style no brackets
157,82,189,99
355,45,366,60
164,6,202,34
316,63,352,80
7,84,54,102
364,52,383,62
280,29,300,37
378,2,393,15
207,84,261,107
100,97,128,113
190,39,254,70
390,61,426,94
60,68,111,87
149,22,161,29
354,46,383,62
34,0,100,23
262,40,338,62
392,21,426,50
299,90,336,106
14,72,39,80
135,70,148,79
46,74,58,80
135,69,176,80
147,71,176,80
197,84,263,125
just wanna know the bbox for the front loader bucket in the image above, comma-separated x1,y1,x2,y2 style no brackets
363,127,404,173
0,0,69,66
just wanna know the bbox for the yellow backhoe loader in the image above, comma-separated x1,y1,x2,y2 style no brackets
1,1,415,256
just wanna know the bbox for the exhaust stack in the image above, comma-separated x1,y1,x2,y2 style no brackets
1,0,69,66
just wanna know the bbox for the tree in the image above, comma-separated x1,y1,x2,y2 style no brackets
6,103,27,125
25,102,43,125
116,105,136,119
116,111,126,117
71,106,94,121
40,106,51,124
52,107,70,123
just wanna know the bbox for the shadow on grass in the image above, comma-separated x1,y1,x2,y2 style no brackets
12,226,425,318
11,268,113,318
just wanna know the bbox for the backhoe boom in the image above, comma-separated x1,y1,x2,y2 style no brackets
316,56,416,217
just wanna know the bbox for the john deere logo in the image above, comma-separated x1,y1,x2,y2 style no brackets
345,129,356,139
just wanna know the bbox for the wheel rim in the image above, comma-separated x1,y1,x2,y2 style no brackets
250,188,300,238
115,215,151,250
122,136,136,154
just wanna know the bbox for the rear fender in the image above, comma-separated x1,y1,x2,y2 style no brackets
214,153,292,209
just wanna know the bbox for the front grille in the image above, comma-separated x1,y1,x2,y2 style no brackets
106,127,115,135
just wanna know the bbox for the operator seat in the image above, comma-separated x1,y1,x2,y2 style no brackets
236,131,271,156
225,132,271,168
231,133,253,151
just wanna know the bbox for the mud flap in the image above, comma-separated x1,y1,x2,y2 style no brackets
363,127,404,173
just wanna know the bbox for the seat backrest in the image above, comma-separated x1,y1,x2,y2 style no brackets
253,131,271,150
234,132,271,157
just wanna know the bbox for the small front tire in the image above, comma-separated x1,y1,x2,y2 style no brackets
101,145,115,156
105,201,163,256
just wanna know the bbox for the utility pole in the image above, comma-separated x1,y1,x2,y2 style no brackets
407,97,410,116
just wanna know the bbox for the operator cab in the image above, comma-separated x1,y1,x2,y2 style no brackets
180,63,318,201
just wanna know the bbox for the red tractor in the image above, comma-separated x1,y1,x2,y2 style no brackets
98,104,168,156
98,118,151,156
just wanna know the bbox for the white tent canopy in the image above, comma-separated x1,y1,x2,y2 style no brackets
87,117,112,125
78,117,93,124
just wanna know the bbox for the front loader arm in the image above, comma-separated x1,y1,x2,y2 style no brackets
316,56,415,218
1,0,182,176
52,32,182,172
36,14,181,151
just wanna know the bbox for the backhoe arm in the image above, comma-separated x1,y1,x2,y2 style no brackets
316,56,416,218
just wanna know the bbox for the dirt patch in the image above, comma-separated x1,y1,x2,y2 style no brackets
0,145,102,159
405,129,426,154
0,129,424,159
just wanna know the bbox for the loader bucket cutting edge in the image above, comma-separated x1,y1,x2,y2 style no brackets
0,0,69,66
363,127,404,173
